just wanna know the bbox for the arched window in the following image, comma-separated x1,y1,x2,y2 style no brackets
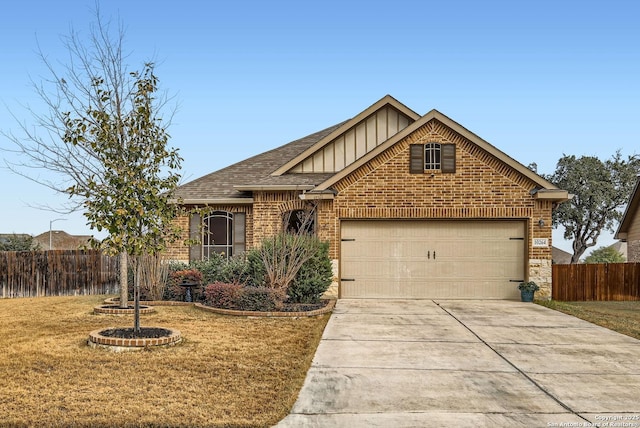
203,211,233,259
284,209,315,235
425,143,441,170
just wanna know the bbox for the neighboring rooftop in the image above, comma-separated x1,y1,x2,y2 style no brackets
33,230,93,250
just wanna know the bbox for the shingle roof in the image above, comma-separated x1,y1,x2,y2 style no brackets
173,121,347,202
173,95,567,204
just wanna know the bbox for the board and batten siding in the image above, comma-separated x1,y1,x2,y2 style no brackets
291,106,413,173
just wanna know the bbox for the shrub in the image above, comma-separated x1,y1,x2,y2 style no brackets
204,283,284,311
161,261,190,300
191,254,226,285
191,254,253,285
252,232,318,291
246,247,266,286
288,241,332,303
219,254,253,285
237,287,284,312
246,235,332,303
166,268,204,301
204,282,244,309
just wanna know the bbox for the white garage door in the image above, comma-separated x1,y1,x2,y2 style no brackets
340,220,525,299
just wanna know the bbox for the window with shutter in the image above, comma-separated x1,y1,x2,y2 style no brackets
425,143,441,170
409,143,456,173
441,144,456,173
409,144,424,174
202,211,234,259
189,213,201,262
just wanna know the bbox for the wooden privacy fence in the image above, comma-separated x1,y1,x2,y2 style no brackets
552,262,640,301
0,250,120,298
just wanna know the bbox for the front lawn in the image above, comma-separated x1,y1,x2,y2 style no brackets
536,300,640,340
0,295,329,427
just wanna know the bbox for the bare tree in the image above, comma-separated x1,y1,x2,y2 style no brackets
256,205,318,294
1,9,176,308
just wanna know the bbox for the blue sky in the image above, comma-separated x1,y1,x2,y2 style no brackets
0,0,638,254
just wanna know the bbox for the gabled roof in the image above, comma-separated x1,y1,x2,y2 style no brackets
615,176,640,240
173,122,346,204
309,109,561,195
271,95,420,176
33,230,92,250
173,96,567,204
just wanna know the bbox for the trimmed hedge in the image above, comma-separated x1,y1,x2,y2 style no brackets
204,282,244,309
204,282,284,311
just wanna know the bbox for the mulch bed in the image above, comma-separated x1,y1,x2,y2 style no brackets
99,327,172,339
103,297,335,317
279,301,329,312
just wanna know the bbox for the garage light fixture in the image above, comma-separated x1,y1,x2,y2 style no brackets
538,219,545,227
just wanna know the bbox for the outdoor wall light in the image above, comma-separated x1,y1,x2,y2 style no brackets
538,219,545,227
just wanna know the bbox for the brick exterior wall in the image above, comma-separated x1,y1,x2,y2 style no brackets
165,118,556,297
323,119,554,298
164,214,189,262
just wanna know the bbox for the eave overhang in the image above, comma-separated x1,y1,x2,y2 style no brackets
299,190,336,200
615,176,640,240
233,184,316,191
532,189,571,202
312,109,562,193
169,198,254,205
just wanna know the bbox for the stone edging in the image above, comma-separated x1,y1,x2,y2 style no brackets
103,297,193,307
102,297,336,317
88,327,182,352
93,305,156,315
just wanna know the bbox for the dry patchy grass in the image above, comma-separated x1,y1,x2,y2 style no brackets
536,300,640,340
0,295,330,427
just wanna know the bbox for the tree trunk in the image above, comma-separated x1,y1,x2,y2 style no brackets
119,252,128,308
571,241,588,264
134,256,141,334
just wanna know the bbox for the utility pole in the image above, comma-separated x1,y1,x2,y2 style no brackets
49,218,66,250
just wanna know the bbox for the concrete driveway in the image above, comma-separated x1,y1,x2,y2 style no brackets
276,299,640,427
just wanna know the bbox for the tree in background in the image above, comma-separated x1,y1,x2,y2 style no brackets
546,152,639,264
0,234,40,251
584,246,626,264
1,10,177,310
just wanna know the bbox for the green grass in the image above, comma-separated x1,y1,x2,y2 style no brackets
536,300,640,340
0,295,329,427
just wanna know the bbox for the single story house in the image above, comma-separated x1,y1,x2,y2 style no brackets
615,176,640,262
167,95,568,299
33,230,93,251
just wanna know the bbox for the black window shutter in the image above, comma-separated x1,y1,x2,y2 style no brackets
441,144,456,173
189,212,201,261
409,144,424,174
